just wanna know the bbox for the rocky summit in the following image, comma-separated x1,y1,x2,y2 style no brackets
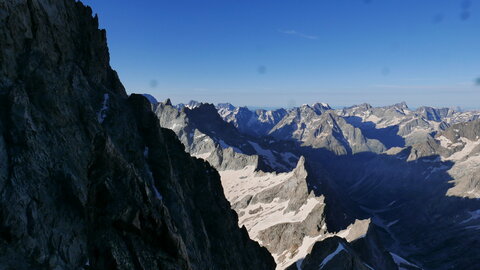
0,1,274,269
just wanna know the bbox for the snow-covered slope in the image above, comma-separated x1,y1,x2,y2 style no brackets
219,157,371,269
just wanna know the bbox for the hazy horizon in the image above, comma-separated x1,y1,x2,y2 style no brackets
152,95,478,112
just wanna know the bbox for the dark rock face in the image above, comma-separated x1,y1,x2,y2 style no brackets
0,1,275,269
284,224,401,270
350,225,400,270
416,106,454,122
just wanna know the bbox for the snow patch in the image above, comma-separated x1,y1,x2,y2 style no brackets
240,197,323,239
437,135,452,148
193,152,212,160
386,219,399,227
97,93,109,123
248,141,287,170
446,137,480,161
390,252,420,269
319,243,347,269
145,158,162,201
460,209,480,224
219,166,328,270
249,141,275,160
152,183,163,200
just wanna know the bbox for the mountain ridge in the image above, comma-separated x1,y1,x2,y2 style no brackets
153,97,480,269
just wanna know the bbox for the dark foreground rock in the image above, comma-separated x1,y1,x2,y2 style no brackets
0,0,275,269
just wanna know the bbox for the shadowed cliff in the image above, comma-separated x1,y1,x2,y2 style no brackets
0,0,275,269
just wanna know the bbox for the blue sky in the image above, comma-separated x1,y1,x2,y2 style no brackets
82,0,480,109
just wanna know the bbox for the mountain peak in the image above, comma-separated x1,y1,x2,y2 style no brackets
237,106,253,113
217,102,236,111
177,100,201,109
187,100,201,108
312,102,331,108
186,102,220,116
295,156,306,168
312,102,332,114
293,156,308,178
350,103,373,110
394,101,409,109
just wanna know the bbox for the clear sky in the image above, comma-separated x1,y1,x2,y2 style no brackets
82,0,480,109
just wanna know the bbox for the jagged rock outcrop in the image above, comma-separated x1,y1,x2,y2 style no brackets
156,101,295,172
155,101,260,170
349,224,400,270
285,236,373,270
0,1,275,269
286,227,411,270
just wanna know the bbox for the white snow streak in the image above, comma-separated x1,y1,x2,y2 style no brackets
97,93,109,123
319,243,347,269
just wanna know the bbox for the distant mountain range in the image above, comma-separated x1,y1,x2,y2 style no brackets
153,97,480,270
